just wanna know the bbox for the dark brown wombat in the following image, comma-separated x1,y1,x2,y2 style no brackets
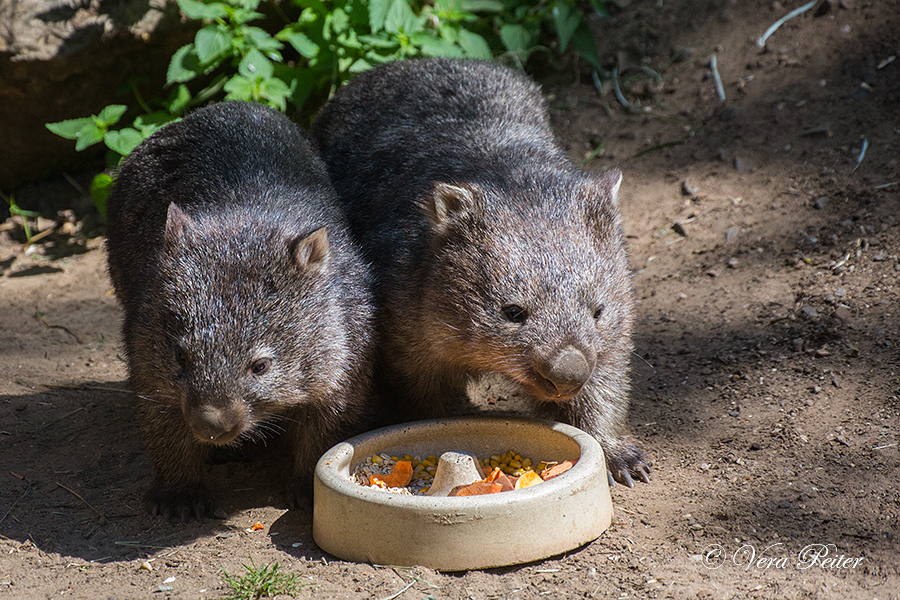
106,101,375,521
311,58,650,486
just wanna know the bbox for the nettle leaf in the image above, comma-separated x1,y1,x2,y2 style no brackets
167,44,203,84
461,0,503,12
230,7,265,25
74,122,105,151
500,23,533,55
90,173,112,219
177,0,228,21
195,25,232,64
224,74,255,100
569,24,603,71
279,30,319,58
96,105,128,127
458,29,491,59
369,0,393,33
239,48,273,79
104,128,145,157
134,111,177,136
163,85,192,115
358,34,399,49
328,9,350,37
259,78,290,111
551,1,581,52
384,0,424,35
45,117,94,140
411,34,464,58
242,26,283,54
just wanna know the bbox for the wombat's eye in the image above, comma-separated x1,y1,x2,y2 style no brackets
593,304,606,320
174,346,190,371
501,304,529,324
250,358,272,376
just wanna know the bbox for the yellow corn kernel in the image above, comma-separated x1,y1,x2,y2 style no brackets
403,454,414,461
412,459,421,468
372,454,384,465
509,459,522,469
391,456,400,462
420,458,434,468
490,460,499,469
427,455,438,463
501,466,515,475
522,458,532,468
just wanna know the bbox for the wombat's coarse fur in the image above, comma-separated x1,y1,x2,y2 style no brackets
312,58,650,486
106,101,375,521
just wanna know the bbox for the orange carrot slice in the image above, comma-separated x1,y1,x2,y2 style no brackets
514,470,544,489
540,460,574,480
369,460,413,487
448,481,503,496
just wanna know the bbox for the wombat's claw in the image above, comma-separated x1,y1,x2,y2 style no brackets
607,449,651,488
145,484,215,523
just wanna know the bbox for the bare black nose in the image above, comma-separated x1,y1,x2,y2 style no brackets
544,347,592,397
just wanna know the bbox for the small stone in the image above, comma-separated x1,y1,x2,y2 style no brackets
706,269,719,278
811,385,822,394
725,226,740,243
873,252,888,261
681,181,698,196
833,306,852,320
834,287,847,297
815,347,831,357
749,442,761,451
139,561,153,572
813,197,828,210
727,257,739,268
778,501,792,509
792,338,804,352
801,306,819,319
734,157,752,172
672,222,688,236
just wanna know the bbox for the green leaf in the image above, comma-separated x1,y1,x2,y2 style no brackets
551,1,581,52
90,173,112,219
177,0,228,21
259,77,290,110
458,29,491,59
358,34,400,49
230,7,265,25
239,48,273,79
569,23,603,71
104,128,145,157
163,85,192,115
167,44,203,84
500,23,533,54
195,25,232,64
411,34,465,58
96,105,128,127
223,74,255,101
369,0,393,33
384,0,424,35
279,30,319,58
74,122,105,151
46,117,94,140
460,0,503,12
242,26,283,55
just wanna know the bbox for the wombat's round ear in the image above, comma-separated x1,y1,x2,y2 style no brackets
422,182,477,234
163,203,193,250
291,227,331,273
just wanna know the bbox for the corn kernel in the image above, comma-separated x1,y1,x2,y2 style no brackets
509,459,522,468
522,458,532,468
372,454,384,465
391,456,400,462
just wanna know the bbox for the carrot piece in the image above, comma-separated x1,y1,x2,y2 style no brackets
540,460,574,480
483,467,503,483
369,460,414,487
448,481,503,496
514,470,544,489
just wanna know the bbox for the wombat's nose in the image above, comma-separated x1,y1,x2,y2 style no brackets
188,405,244,444
545,347,592,397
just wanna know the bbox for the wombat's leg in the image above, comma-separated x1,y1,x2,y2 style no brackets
531,390,651,487
136,403,215,522
283,419,324,510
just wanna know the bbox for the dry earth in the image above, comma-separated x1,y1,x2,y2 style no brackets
1,0,898,598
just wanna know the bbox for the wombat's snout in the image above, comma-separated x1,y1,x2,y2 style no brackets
187,404,246,444
537,346,593,399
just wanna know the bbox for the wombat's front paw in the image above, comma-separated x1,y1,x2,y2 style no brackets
606,445,651,488
287,476,314,512
145,483,216,523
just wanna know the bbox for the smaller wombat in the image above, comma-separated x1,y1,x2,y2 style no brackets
106,101,375,521
312,58,650,487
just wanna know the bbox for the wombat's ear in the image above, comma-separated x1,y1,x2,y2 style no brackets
600,168,622,206
163,203,193,250
291,227,331,273
422,182,477,235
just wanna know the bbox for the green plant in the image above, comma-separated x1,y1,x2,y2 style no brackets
221,560,309,599
6,196,41,245
46,0,616,217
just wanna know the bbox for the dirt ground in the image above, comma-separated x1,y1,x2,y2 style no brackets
1,0,898,598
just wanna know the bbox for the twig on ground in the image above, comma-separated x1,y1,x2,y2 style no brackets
852,136,868,173
874,181,899,190
380,580,415,600
756,0,818,47
56,481,106,520
36,314,82,344
710,54,726,103
611,67,630,108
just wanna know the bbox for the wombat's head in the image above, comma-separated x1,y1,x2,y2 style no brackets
420,168,634,403
132,203,349,445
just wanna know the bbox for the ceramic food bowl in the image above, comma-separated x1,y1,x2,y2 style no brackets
313,416,612,571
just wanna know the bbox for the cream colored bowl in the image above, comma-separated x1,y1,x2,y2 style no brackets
312,416,612,571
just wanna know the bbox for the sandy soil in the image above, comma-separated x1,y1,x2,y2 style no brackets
1,0,898,598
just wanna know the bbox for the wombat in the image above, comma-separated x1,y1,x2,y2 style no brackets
311,58,650,486
106,101,375,521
